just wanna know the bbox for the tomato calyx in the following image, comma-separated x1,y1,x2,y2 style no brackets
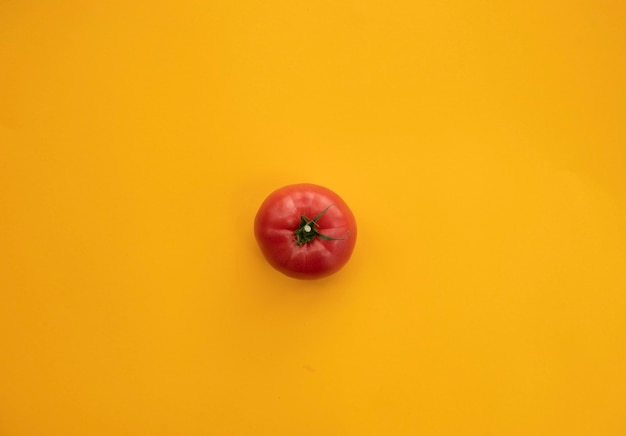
294,204,351,246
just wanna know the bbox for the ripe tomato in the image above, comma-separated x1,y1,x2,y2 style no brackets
254,183,357,279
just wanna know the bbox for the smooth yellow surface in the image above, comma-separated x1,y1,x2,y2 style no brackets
1,1,625,435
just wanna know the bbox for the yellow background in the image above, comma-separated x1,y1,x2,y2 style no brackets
1,1,625,435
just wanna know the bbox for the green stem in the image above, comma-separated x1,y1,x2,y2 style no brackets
294,204,350,246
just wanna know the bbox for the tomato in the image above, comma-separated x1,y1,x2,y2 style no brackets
254,183,357,279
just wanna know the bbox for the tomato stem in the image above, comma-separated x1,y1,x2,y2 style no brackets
294,204,350,246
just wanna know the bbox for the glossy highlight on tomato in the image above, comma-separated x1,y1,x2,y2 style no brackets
254,183,357,279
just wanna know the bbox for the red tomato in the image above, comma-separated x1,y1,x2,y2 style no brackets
254,183,357,279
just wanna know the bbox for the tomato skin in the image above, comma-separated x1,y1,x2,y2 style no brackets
254,183,357,279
